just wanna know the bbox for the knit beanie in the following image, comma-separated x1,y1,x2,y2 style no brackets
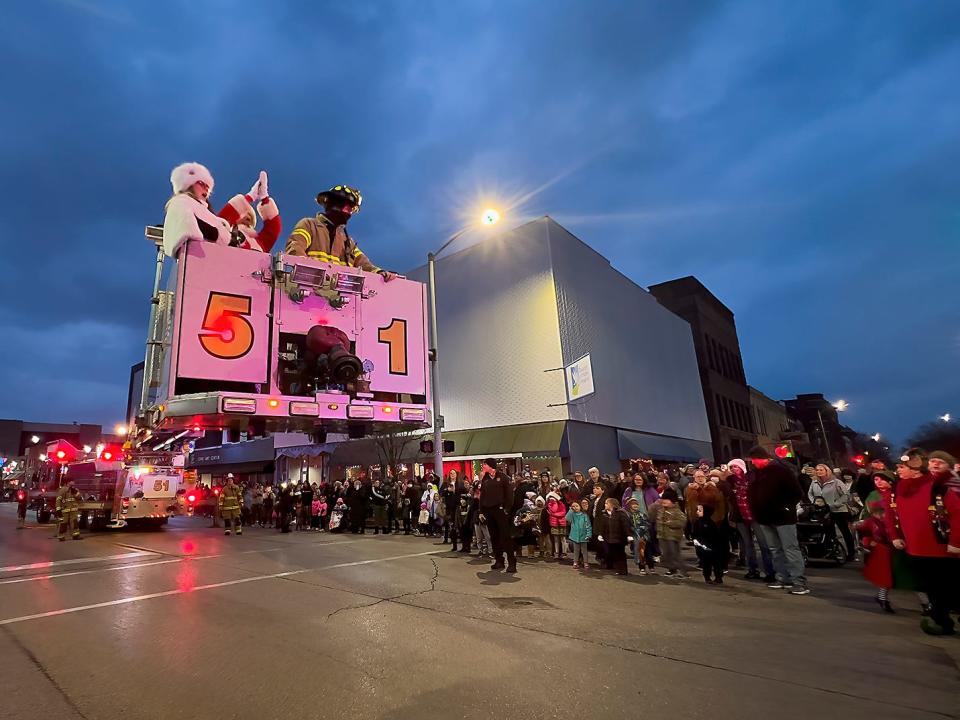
747,445,771,460
929,450,957,466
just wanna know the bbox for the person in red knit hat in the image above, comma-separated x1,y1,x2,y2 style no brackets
887,449,960,635
216,170,282,253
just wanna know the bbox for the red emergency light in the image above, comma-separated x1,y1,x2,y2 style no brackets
187,493,197,503
46,440,79,465
98,443,123,462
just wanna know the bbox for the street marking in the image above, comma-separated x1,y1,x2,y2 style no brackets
0,540,367,586
0,552,155,574
0,550,444,625
0,559,184,585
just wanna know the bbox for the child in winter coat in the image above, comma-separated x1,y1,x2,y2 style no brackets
625,498,655,574
692,504,729,584
418,502,431,535
317,496,329,531
328,498,347,533
310,498,323,530
565,500,593,570
535,497,550,558
856,496,895,612
657,488,688,578
597,498,634,575
546,491,568,560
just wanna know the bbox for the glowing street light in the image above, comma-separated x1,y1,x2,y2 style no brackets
115,424,128,435
832,399,849,412
427,207,502,476
481,208,500,226
941,413,952,423
870,433,881,442
38,454,47,462
30,435,40,444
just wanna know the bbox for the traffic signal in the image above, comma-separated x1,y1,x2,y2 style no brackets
774,443,794,459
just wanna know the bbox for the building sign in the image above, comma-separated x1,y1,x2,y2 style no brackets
565,354,595,401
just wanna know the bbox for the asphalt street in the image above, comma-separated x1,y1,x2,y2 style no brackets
0,503,957,720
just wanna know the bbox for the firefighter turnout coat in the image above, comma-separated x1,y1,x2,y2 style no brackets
284,214,380,272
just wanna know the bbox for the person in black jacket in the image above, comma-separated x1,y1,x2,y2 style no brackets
747,446,808,595
478,459,516,572
693,503,729,584
596,498,633,575
346,480,369,534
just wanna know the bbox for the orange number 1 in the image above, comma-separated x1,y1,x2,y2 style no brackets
377,319,408,375
199,292,255,359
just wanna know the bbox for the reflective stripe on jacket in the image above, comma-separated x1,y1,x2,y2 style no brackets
284,214,379,272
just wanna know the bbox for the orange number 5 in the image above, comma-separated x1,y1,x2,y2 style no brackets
199,292,254,359
378,319,408,375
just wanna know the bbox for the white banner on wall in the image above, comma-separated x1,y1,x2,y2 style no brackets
565,354,595,401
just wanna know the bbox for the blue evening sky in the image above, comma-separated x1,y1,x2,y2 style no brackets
1,1,957,444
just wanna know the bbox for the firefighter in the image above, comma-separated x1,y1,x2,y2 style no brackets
284,184,397,280
219,473,243,536
16,488,28,529
55,481,82,541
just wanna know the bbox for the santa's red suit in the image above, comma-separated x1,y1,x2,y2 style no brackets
217,194,282,253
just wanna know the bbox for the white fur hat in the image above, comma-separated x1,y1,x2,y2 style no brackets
170,162,214,194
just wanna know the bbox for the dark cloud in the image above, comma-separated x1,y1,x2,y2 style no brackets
1,0,957,442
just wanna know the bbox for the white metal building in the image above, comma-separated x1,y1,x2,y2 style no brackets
401,216,712,475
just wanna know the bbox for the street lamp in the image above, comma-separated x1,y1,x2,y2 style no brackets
427,208,501,479
832,399,849,412
115,424,128,436
870,433,881,443
940,413,951,423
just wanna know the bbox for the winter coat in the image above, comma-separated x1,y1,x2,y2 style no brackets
748,461,803,526
546,494,567,528
685,482,723,523
886,474,960,557
693,515,728,560
627,507,651,541
162,192,230,258
729,472,754,524
565,509,592,543
285,213,380,272
808,477,851,514
347,485,369,524
856,515,894,589
621,486,648,513
597,509,632,544
656,504,687,542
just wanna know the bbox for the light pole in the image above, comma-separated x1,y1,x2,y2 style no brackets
427,209,500,480
817,399,848,465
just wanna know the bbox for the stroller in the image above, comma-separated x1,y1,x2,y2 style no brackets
796,498,847,566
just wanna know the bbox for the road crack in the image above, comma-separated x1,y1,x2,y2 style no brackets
1,626,90,719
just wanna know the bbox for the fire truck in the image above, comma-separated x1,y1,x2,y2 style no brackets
29,441,180,528
132,228,431,452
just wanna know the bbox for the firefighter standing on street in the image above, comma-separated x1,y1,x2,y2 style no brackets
220,473,243,536
56,480,82,541
284,184,397,281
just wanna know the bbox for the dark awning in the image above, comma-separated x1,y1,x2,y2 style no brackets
276,443,336,459
186,436,275,469
616,429,712,463
438,421,566,458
